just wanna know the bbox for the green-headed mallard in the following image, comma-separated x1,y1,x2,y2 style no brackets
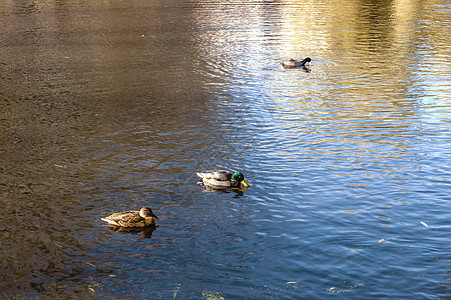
101,207,158,228
196,170,248,188
282,57,311,68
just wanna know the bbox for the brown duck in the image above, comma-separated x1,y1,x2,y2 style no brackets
101,207,158,228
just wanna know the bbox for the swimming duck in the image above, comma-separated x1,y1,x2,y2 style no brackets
281,57,311,68
101,207,158,228
196,170,248,188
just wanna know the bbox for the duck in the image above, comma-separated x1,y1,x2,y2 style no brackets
101,207,159,228
196,170,248,188
281,57,311,68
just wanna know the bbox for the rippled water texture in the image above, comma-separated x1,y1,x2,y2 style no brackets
1,0,450,298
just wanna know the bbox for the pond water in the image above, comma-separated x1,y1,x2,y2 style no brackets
0,0,450,298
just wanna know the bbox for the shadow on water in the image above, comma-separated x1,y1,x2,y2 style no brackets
199,184,247,197
105,225,158,239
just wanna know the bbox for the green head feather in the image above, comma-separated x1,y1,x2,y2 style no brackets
231,172,244,182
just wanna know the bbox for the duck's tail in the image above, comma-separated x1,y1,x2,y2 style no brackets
101,217,119,226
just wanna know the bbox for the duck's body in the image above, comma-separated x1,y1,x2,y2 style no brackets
282,57,311,68
196,170,248,188
101,207,158,228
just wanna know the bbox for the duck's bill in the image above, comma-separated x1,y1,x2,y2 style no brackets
153,214,159,219
241,180,249,187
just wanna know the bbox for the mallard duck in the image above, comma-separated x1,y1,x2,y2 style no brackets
101,207,158,228
282,57,311,68
196,170,248,188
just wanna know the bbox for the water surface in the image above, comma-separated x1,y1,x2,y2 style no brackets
0,0,450,298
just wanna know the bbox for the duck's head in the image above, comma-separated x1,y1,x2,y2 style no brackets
302,57,311,65
231,172,248,187
140,207,159,219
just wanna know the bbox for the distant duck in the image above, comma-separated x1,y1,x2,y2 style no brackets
101,207,159,228
282,57,311,68
196,170,248,188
